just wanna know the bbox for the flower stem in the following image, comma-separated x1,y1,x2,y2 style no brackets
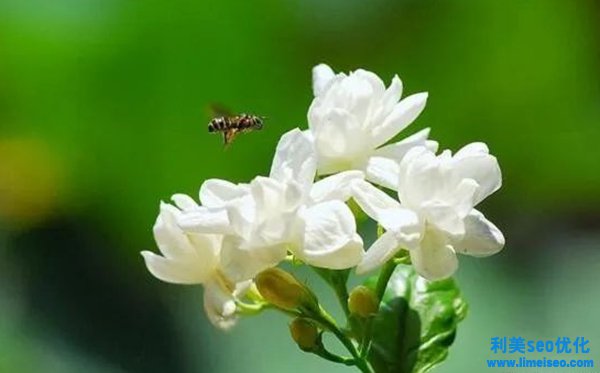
312,347,356,366
359,259,398,357
312,267,351,318
374,260,397,306
315,307,373,373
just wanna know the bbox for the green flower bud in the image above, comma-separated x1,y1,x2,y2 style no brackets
255,268,318,311
289,318,320,351
348,285,379,317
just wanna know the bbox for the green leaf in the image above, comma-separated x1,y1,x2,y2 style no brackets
365,265,468,373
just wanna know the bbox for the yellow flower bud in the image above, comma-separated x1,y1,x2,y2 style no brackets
255,268,318,311
348,285,379,317
289,318,320,351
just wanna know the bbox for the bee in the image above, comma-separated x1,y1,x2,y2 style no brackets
208,104,265,147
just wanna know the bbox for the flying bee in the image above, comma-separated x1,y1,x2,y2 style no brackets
208,104,265,147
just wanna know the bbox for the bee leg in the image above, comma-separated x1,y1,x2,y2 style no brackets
223,129,238,147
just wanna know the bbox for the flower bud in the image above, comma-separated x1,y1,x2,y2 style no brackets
255,268,318,311
348,285,379,317
289,318,320,351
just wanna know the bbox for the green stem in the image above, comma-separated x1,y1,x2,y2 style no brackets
312,348,356,366
332,281,350,318
374,260,397,305
236,301,268,316
359,259,398,357
316,308,373,373
312,268,351,318
359,317,374,357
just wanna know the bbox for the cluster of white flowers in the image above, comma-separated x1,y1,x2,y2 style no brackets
142,64,504,329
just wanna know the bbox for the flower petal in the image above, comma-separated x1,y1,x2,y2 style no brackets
380,74,403,114
141,251,209,284
410,228,458,280
200,179,248,208
312,63,336,97
374,128,438,160
310,170,364,203
356,232,399,274
152,203,187,258
452,142,502,205
351,179,402,223
420,202,465,237
372,92,428,147
310,108,365,161
454,210,504,257
177,207,231,235
269,128,316,191
378,208,422,244
203,280,238,330
299,200,364,269
447,178,479,219
171,194,199,211
220,236,286,282
397,146,443,208
364,156,400,190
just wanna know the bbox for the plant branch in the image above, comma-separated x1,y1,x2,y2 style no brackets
316,307,374,373
312,346,356,366
312,267,351,318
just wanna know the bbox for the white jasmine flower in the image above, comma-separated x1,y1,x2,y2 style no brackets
179,129,365,281
308,63,438,189
141,197,249,329
352,143,504,280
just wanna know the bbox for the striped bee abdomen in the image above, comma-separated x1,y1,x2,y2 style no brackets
208,115,263,133
208,117,229,132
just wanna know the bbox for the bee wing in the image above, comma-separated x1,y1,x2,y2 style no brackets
209,103,234,118
223,129,239,147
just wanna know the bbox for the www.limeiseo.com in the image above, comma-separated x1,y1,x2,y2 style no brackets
486,336,593,369
486,357,594,368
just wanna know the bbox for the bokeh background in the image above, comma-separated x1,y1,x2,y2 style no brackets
1,0,599,372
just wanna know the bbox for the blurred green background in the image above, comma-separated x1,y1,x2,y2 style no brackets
1,0,599,372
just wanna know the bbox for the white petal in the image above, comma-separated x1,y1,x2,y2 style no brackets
378,208,422,244
452,142,502,205
351,179,402,223
141,251,209,284
269,128,316,191
255,210,302,247
353,69,386,98
446,178,479,219
372,92,428,147
153,202,203,259
152,202,220,273
200,179,248,208
310,108,365,161
380,75,403,114
455,210,504,257
356,232,399,274
171,194,199,211
203,280,238,330
351,69,386,124
421,202,465,237
310,170,364,203
177,207,231,235
220,236,286,282
312,63,336,97
374,128,437,160
250,177,302,228
364,156,400,190
410,229,458,280
299,200,364,269
226,194,256,239
397,146,443,208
